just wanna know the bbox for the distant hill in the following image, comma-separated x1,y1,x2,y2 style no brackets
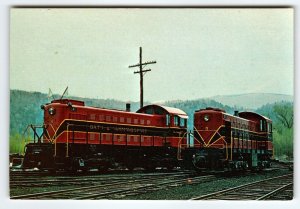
10,89,235,134
10,89,140,134
209,93,293,110
9,89,293,135
9,89,294,158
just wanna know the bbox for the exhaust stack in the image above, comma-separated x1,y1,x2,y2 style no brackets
126,103,131,112
234,110,239,116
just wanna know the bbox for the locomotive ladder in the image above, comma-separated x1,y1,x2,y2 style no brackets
22,124,47,144
19,124,56,157
22,123,56,142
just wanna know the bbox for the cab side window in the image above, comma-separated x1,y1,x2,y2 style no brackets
180,118,186,127
174,116,179,126
166,114,170,126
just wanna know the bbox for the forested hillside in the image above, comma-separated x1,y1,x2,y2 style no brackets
10,89,141,134
9,89,293,160
10,90,235,136
256,102,293,160
210,93,293,109
10,89,139,153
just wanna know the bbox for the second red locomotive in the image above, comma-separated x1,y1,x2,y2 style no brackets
181,107,273,171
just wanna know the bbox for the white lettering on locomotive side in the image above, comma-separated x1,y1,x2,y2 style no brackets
88,123,148,134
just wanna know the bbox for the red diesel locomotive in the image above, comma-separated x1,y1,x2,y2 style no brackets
22,99,273,172
22,99,188,171
182,107,273,171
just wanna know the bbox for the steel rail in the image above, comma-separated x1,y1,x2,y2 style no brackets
75,175,216,200
190,173,293,200
11,172,203,199
10,171,193,185
256,183,293,200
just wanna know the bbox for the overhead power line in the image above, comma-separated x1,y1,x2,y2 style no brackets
128,47,156,108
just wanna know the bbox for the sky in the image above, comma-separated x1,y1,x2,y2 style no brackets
10,8,294,102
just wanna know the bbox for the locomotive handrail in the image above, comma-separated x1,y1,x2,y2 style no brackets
194,125,233,161
21,125,32,154
176,131,206,160
205,125,224,147
22,124,45,143
46,124,57,144
22,125,36,143
66,124,70,157
193,126,207,146
177,131,203,160
177,131,188,160
231,131,233,160
22,123,57,145
64,123,90,158
191,133,204,148
63,123,76,157
208,136,229,160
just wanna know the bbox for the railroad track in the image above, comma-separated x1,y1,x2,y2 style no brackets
10,171,193,187
9,167,185,178
191,173,293,200
11,173,215,199
261,183,293,200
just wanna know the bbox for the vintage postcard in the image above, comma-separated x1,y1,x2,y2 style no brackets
9,8,293,200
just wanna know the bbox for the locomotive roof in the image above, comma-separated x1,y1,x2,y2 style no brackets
196,107,271,123
49,99,188,118
137,104,188,119
51,99,85,106
196,107,225,112
239,111,272,122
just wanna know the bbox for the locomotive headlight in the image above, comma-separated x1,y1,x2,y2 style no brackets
48,107,56,116
204,114,209,122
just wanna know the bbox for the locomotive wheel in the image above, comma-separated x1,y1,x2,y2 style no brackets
190,152,207,172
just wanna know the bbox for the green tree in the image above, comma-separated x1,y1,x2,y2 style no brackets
272,102,293,160
273,103,293,129
273,128,293,159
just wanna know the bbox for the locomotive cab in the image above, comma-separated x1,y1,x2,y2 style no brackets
137,105,188,129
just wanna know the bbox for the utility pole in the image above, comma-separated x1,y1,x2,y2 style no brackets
129,47,156,108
